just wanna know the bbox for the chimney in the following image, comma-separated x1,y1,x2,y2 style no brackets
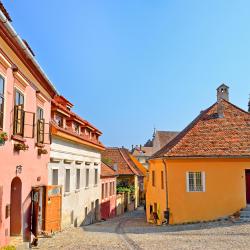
217,84,229,102
216,84,229,118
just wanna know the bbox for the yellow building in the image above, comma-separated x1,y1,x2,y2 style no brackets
102,147,144,209
146,85,250,225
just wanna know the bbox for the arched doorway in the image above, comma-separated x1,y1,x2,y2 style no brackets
10,177,22,236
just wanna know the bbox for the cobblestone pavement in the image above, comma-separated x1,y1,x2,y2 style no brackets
23,207,250,250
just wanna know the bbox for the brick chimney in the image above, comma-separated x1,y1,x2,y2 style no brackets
217,84,229,102
217,84,229,118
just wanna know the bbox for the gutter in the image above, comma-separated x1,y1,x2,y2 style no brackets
162,159,170,224
0,10,58,95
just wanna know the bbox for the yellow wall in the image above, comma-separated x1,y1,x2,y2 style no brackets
146,158,250,225
146,159,167,224
130,155,148,193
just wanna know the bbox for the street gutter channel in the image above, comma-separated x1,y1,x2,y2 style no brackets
115,218,142,250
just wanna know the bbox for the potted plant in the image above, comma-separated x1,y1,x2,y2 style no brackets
0,131,8,145
38,148,48,155
14,143,29,151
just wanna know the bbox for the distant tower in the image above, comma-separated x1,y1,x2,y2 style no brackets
248,94,250,112
217,84,229,102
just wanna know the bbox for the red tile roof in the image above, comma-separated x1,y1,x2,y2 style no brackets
51,97,102,134
102,148,144,176
154,131,179,149
153,100,250,158
101,162,117,178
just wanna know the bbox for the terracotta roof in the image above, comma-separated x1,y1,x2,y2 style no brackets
51,97,102,134
101,162,117,178
132,146,153,157
51,120,105,149
152,100,250,158
154,131,179,149
102,148,144,176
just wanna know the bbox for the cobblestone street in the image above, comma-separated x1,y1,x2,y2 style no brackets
18,207,250,250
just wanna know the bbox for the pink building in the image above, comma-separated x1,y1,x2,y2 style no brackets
0,4,57,247
100,162,117,220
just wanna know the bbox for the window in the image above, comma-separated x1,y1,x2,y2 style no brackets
161,171,164,189
85,169,89,187
13,89,24,135
73,122,80,134
186,172,205,192
15,89,24,105
76,169,80,189
55,114,63,128
37,107,44,143
94,169,98,185
105,183,108,198
65,169,70,192
152,170,155,187
52,169,58,185
102,183,104,199
37,107,44,120
0,76,4,130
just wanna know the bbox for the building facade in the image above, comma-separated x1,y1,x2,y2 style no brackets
102,147,145,209
100,162,117,220
48,96,105,229
0,4,57,246
146,85,250,225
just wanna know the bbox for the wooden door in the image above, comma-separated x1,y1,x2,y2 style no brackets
10,177,22,236
246,171,250,204
44,186,62,233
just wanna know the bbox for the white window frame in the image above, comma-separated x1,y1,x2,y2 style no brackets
186,171,205,192
76,168,81,190
52,168,59,185
65,168,71,193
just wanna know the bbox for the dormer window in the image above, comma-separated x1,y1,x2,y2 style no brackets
73,122,80,134
55,114,63,128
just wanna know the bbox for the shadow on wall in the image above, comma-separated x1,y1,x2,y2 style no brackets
80,200,100,226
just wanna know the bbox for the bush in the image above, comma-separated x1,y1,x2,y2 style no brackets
1,246,16,250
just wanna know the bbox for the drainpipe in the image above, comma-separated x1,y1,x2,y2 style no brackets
162,159,170,224
0,10,58,95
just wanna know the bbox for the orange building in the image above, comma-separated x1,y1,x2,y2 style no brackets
146,85,250,225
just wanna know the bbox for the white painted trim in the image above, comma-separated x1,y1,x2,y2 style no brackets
0,52,11,68
186,172,189,192
202,171,206,192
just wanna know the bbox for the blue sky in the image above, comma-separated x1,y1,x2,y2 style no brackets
3,0,249,148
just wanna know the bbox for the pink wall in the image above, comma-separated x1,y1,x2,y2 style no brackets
0,63,51,246
101,177,116,220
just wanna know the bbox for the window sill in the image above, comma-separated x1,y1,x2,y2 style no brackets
11,135,26,143
93,184,98,187
35,142,45,148
85,186,89,189
64,192,71,197
75,189,80,193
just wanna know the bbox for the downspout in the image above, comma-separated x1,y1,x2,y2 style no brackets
162,159,170,224
0,10,58,95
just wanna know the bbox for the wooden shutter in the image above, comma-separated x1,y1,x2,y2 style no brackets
13,105,24,136
37,119,45,143
23,111,35,138
0,185,3,225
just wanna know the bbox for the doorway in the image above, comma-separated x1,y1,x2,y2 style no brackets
246,170,250,204
10,177,22,236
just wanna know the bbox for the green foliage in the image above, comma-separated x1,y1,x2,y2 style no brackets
102,157,113,166
1,246,16,250
117,185,135,193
